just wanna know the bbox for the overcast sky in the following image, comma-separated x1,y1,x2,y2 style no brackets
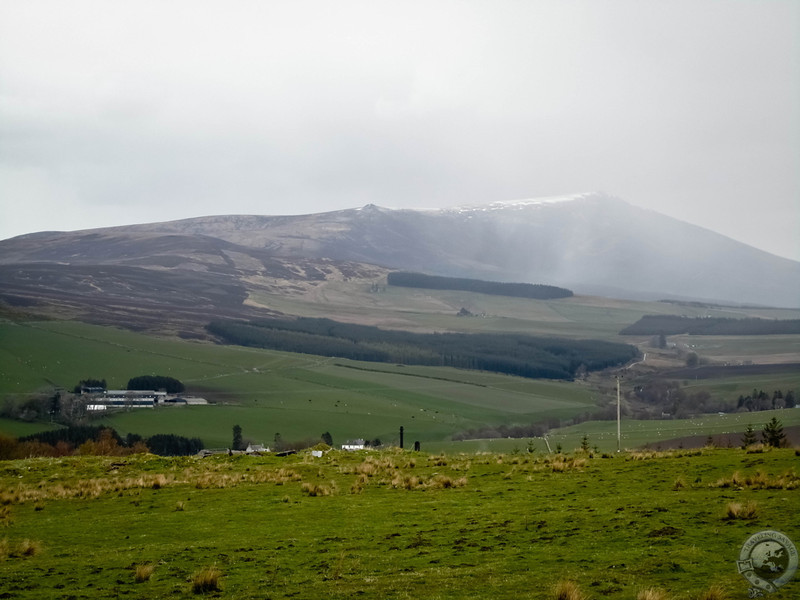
1,0,798,261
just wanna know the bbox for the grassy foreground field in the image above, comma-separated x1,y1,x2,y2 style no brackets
1,447,798,599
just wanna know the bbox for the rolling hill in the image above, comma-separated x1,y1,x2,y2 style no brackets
1,194,798,332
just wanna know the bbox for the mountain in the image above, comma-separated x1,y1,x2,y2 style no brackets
1,193,798,332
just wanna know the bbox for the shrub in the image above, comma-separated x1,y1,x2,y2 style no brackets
191,565,222,594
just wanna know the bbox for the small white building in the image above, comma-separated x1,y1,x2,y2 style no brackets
341,439,366,451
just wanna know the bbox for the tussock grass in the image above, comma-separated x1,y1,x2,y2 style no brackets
637,588,671,600
134,562,155,583
390,472,467,490
552,579,586,600
546,455,587,472
301,482,336,496
2,448,799,598
0,460,310,506
711,469,799,490
190,564,222,594
627,449,705,461
0,505,11,526
17,538,42,557
696,584,729,600
724,500,759,520
430,455,448,467
1,538,43,559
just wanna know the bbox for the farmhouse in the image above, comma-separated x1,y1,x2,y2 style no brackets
85,390,166,411
84,390,209,411
341,439,366,451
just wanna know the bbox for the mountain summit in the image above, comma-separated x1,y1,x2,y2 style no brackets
1,193,798,311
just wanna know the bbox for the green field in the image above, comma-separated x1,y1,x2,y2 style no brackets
0,321,596,448
250,281,800,341
3,318,800,451
1,448,798,599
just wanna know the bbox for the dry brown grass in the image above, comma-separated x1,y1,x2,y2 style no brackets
637,587,671,600
1,538,43,559
552,579,586,600
391,473,424,490
190,564,222,594
390,472,467,490
724,500,759,520
711,469,798,490
696,584,729,600
1,462,310,505
301,482,336,496
17,538,42,557
134,562,155,583
547,456,587,472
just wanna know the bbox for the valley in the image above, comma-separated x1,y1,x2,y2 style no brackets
2,283,799,452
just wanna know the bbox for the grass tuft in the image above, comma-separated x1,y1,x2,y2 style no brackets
301,482,336,496
724,500,759,520
134,562,155,583
190,564,222,594
637,588,671,600
696,584,729,600
552,579,586,600
0,505,11,527
4,538,43,558
711,469,799,490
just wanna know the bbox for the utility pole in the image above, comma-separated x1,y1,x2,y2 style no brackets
616,375,622,452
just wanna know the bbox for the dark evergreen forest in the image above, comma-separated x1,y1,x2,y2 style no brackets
387,271,573,299
620,315,800,336
207,317,638,380
127,375,185,394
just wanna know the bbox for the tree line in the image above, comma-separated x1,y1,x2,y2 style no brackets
737,389,796,412
0,426,203,459
620,315,800,336
387,272,573,299
207,317,638,380
632,381,796,418
126,375,185,394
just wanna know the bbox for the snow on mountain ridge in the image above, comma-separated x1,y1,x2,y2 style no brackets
445,192,602,214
